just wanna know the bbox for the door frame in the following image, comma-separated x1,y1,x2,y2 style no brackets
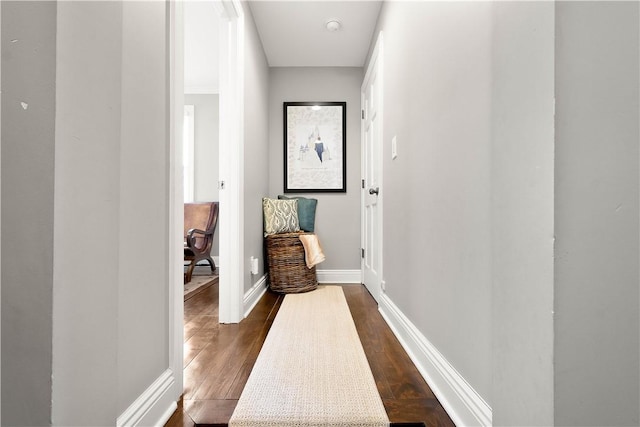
168,0,185,398
168,0,245,396
361,32,384,302
213,0,245,324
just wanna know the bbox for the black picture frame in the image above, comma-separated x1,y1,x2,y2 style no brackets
283,102,347,193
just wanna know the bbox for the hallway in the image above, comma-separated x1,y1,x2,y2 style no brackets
165,284,454,426
3,1,640,425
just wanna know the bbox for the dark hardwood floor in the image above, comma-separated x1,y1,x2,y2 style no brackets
164,283,454,427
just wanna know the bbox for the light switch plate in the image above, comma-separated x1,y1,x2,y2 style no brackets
391,136,398,160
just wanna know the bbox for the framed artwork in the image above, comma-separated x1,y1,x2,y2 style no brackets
283,102,347,193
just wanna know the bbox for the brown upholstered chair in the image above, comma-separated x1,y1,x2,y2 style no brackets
184,202,219,283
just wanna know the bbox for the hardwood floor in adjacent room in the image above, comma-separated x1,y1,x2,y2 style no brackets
164,283,454,427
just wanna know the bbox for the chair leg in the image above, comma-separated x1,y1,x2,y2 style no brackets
185,261,196,284
206,257,216,273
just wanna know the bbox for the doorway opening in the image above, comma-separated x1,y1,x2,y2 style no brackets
183,0,221,300
169,0,246,408
176,0,245,321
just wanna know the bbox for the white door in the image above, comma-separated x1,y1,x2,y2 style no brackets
361,34,383,303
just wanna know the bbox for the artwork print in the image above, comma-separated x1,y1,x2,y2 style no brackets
284,102,347,193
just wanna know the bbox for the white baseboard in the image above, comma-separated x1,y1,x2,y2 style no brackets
117,368,177,427
244,274,268,318
379,293,492,427
317,269,361,284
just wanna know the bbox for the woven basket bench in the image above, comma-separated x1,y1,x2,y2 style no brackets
265,232,318,294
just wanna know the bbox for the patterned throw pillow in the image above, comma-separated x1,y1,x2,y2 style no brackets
263,198,300,235
278,195,317,232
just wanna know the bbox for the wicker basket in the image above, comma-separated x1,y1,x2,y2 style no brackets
266,232,318,294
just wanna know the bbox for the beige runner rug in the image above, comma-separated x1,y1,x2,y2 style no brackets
229,285,389,427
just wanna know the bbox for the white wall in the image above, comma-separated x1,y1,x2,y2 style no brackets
185,94,220,257
184,1,219,94
554,2,639,425
185,94,219,203
370,0,493,405
1,2,57,424
490,2,555,425
268,67,363,271
243,3,270,292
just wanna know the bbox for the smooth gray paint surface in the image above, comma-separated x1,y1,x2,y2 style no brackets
52,2,172,423
554,2,639,425
370,1,493,402
117,1,169,413
491,2,555,425
243,3,270,291
268,67,363,270
52,2,121,424
1,2,56,425
185,94,220,257
4,2,174,424
366,1,640,423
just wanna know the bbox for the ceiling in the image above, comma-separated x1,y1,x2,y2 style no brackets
248,1,383,67
183,1,381,94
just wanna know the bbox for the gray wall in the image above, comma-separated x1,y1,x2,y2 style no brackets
185,93,220,256
1,2,57,425
554,2,639,425
52,2,122,423
369,1,640,425
490,2,555,425
370,1,493,403
3,2,174,425
268,67,363,271
116,0,169,415
243,3,270,291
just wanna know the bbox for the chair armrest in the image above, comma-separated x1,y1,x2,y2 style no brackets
186,228,213,248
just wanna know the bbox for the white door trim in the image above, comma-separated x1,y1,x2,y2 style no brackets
215,0,245,323
1,3,3,424
168,0,185,402
361,32,384,302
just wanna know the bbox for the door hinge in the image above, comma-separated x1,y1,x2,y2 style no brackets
361,109,365,120
219,180,225,189
362,179,365,189
361,248,365,258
